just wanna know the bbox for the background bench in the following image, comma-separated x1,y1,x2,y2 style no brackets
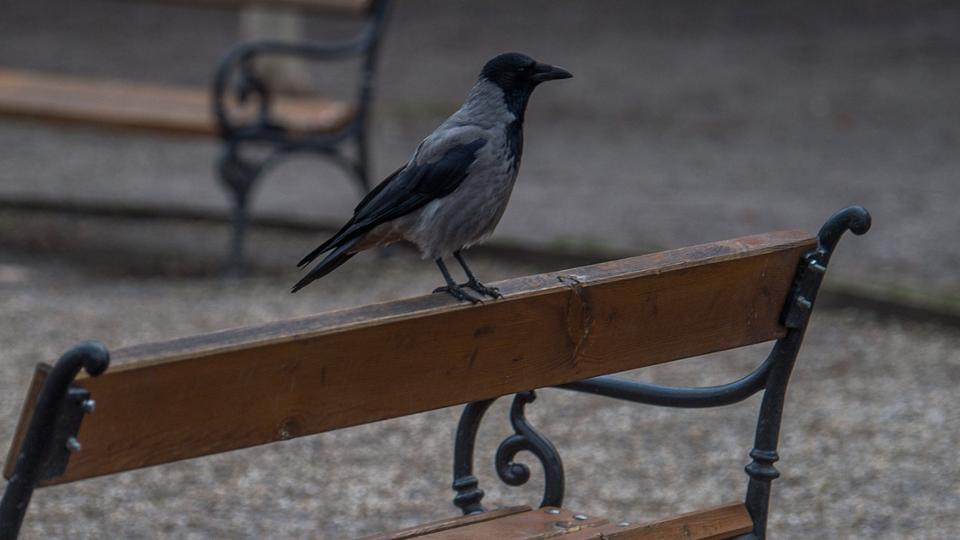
0,0,390,273
0,206,870,539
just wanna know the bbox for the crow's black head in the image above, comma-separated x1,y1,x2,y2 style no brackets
480,52,572,93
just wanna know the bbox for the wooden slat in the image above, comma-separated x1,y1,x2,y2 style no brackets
358,506,532,540
1,364,49,480
0,69,355,137
585,503,754,540
149,0,373,16
406,507,608,539
3,231,814,485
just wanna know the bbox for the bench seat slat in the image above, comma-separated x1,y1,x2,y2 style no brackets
4,231,815,485
364,503,751,540
392,507,608,539
556,503,753,540
358,506,533,540
0,69,355,137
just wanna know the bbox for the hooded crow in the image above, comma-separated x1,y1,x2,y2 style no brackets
292,52,572,302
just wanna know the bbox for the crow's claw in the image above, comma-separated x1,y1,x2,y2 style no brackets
433,285,483,304
461,280,502,299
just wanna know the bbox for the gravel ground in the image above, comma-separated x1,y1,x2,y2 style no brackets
0,215,958,539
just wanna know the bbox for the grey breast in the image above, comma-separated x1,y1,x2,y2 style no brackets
403,80,520,259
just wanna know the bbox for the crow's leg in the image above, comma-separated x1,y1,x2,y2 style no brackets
454,251,502,299
433,258,482,304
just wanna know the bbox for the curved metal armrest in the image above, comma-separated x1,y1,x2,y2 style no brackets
223,35,373,66
212,38,365,135
212,0,389,136
0,342,110,540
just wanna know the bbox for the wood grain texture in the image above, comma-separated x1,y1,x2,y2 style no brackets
404,507,608,539
358,506,532,540
594,503,754,540
0,69,354,137
4,231,814,485
365,504,748,540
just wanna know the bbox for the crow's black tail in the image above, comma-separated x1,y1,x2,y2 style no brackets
291,237,361,293
297,218,357,268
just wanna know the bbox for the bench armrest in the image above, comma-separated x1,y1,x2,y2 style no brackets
212,0,389,137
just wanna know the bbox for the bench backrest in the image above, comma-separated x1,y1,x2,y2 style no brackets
148,0,376,16
3,230,814,486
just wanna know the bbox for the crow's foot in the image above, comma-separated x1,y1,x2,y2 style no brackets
461,279,502,299
433,284,483,304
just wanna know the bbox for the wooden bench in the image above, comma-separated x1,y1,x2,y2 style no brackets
0,206,871,539
0,0,391,272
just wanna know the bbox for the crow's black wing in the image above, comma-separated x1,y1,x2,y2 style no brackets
296,165,404,268
296,137,486,269
350,137,487,230
353,164,405,213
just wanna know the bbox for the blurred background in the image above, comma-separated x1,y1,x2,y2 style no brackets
0,1,958,538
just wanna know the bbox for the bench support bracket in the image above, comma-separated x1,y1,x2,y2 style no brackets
0,342,110,540
212,0,390,274
742,205,871,539
453,205,870,540
453,391,564,515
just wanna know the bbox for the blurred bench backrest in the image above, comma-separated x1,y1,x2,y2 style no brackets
149,0,376,16
4,230,815,486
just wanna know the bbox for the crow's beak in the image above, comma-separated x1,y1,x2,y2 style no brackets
531,63,573,82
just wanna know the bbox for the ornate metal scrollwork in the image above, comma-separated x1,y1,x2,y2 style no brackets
494,391,564,508
452,391,565,515
783,205,872,329
213,48,275,138
452,398,496,515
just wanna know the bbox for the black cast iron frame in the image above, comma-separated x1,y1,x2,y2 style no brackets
0,342,110,540
212,0,390,273
450,206,871,540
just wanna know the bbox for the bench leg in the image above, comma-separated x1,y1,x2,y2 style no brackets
0,343,109,540
228,190,250,277
453,399,495,515
218,149,263,277
742,335,800,540
324,134,374,195
354,130,372,192
743,206,872,540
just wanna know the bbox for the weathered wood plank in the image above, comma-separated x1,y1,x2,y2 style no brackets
358,506,532,540
0,69,354,137
405,507,608,539
4,231,814,485
590,503,754,540
367,503,752,540
1,365,49,483
151,0,373,16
